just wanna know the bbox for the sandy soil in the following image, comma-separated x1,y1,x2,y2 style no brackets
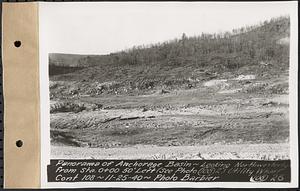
51,143,289,160
50,73,290,160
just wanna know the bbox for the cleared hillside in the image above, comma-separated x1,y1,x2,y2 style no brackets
49,16,289,98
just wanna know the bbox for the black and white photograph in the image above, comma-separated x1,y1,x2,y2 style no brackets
39,2,298,187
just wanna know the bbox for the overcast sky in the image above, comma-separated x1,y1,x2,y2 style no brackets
39,2,296,55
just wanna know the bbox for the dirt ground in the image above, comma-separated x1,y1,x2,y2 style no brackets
51,143,289,160
50,74,290,159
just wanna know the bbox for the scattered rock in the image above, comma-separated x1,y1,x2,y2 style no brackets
161,89,170,94
204,79,227,87
262,101,278,106
142,107,148,112
234,74,255,81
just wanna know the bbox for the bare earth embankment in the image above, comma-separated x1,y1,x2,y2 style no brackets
50,74,290,159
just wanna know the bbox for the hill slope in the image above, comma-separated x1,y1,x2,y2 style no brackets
50,16,290,97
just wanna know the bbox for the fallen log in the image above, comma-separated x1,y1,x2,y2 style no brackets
120,116,141,120
120,115,156,121
101,116,121,123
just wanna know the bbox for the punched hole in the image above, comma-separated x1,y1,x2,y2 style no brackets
14,41,21,48
16,140,23,147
